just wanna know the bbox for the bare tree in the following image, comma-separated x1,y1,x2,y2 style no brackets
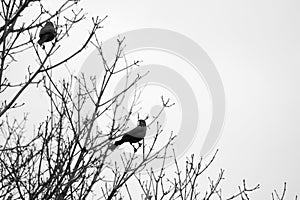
271,182,298,200
0,0,105,117
0,1,175,199
0,1,298,200
133,149,259,200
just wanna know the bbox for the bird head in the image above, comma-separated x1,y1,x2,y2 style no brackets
45,21,54,27
138,120,146,127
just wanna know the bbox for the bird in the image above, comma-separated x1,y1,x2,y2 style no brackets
37,21,57,49
108,119,147,152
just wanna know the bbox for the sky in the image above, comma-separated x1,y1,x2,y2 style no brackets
4,0,300,199
77,0,300,198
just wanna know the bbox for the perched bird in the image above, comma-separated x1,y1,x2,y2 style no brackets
37,21,56,48
109,119,147,152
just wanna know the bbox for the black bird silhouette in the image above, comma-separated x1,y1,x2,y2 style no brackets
38,21,56,48
109,119,147,152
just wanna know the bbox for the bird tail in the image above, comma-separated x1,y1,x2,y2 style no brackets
38,36,49,46
107,140,123,151
37,38,44,46
114,139,124,146
107,143,117,151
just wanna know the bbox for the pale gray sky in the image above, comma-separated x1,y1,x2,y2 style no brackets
79,1,300,198
6,0,300,199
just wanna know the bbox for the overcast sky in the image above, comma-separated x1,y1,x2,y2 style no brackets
9,0,300,199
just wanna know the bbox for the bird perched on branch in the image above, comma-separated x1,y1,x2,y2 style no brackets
108,118,147,152
38,21,56,49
